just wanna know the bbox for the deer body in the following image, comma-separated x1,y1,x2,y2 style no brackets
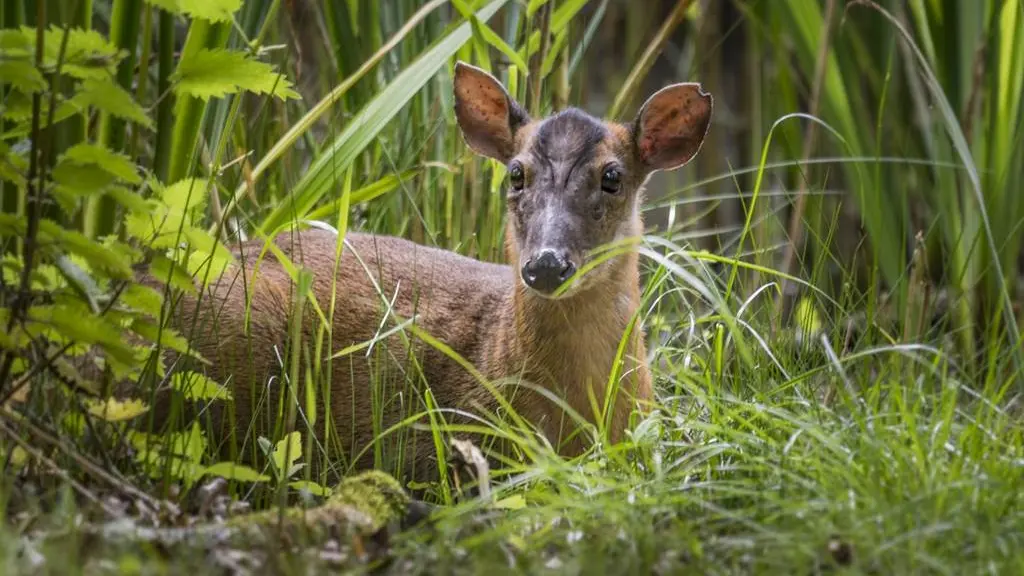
146,63,711,479
170,227,645,475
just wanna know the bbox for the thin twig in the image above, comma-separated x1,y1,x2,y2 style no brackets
0,418,118,516
1,407,162,510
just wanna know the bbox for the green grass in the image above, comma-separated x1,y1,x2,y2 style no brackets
1,0,1023,574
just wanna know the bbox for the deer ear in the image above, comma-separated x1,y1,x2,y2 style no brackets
632,83,712,172
453,61,530,163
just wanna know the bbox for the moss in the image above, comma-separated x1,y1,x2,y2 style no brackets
328,470,410,533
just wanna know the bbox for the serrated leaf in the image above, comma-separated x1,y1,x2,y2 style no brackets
159,177,209,214
53,143,141,194
2,94,82,139
202,462,270,482
172,48,299,101
105,185,151,213
65,143,141,183
144,0,242,22
121,284,165,318
171,370,232,401
125,202,182,247
73,78,153,129
0,141,28,186
38,26,123,80
51,354,101,395
130,320,200,361
2,27,121,80
86,397,150,422
149,254,197,295
271,431,302,477
26,304,138,365
0,60,46,93
0,29,32,53
36,219,134,279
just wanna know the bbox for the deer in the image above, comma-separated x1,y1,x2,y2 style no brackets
121,61,712,482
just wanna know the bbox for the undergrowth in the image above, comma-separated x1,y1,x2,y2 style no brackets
1,0,1022,574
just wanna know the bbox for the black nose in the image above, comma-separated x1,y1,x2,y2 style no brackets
521,250,576,294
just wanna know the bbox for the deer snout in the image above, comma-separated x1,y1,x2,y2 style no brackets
521,249,576,295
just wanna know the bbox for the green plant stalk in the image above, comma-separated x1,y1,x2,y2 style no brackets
129,3,152,159
606,0,694,120
85,0,141,238
166,20,231,183
66,0,91,150
218,0,449,232
254,0,510,237
152,7,175,182
0,0,26,217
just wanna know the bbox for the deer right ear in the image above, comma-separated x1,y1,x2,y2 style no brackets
453,61,529,163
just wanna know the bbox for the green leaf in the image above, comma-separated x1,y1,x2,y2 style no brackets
36,220,135,280
121,284,165,319
494,494,526,510
85,397,150,422
74,78,154,130
202,462,270,483
105,185,151,213
171,370,232,401
271,431,302,477
144,0,242,22
0,29,32,53
0,60,47,93
125,202,183,247
129,320,206,364
149,254,197,295
289,480,332,497
52,143,142,194
0,142,28,186
172,48,299,101
159,178,209,215
2,94,82,139
63,143,140,183
33,26,124,80
25,304,138,365
54,254,102,314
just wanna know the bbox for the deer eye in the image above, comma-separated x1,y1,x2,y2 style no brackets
601,166,622,194
509,162,525,191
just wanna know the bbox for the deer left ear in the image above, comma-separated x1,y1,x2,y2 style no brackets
632,83,712,172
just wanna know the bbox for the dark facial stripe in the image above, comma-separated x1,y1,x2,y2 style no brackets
531,108,608,169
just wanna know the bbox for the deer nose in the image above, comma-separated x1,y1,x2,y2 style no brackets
521,250,576,294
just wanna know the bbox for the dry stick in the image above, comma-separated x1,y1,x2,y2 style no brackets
1,407,163,510
0,419,116,514
0,2,48,391
606,0,695,120
775,0,838,324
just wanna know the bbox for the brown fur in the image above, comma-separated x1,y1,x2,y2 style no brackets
123,63,712,481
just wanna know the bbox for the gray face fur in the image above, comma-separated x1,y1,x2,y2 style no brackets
453,62,712,297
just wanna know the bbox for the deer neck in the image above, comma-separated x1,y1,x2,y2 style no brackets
492,247,646,451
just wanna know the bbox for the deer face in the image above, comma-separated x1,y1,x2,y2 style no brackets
453,62,712,298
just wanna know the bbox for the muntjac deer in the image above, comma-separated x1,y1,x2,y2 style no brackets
137,62,712,480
